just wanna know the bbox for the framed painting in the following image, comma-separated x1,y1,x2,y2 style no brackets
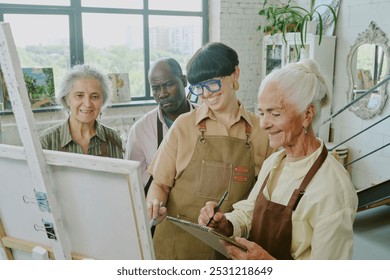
108,73,131,103
22,67,56,109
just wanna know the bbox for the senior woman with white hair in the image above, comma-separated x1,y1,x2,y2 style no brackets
40,64,123,158
199,58,358,260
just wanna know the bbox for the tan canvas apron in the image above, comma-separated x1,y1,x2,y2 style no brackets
249,145,328,259
153,119,256,259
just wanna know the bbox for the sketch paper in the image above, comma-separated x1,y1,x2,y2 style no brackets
167,216,247,258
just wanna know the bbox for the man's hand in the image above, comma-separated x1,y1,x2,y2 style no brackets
223,237,275,260
198,201,232,236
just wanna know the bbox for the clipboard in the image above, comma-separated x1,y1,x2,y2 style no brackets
166,216,247,258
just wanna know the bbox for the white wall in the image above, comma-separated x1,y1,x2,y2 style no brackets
211,0,264,112
332,0,390,189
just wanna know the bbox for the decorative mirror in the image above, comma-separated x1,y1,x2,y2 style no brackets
346,21,390,119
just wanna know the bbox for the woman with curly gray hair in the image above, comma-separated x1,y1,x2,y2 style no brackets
40,64,123,158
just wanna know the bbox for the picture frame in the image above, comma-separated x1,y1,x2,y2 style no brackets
22,67,56,109
108,73,131,103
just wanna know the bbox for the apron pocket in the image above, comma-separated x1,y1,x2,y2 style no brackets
196,160,232,200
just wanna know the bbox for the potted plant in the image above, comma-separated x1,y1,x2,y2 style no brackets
258,0,338,47
258,0,302,42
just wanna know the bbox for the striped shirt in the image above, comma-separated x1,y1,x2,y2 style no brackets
40,119,123,159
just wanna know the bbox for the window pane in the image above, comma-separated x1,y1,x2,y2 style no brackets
81,0,142,9
0,0,69,5
82,13,145,98
149,16,202,74
4,14,70,108
149,0,202,11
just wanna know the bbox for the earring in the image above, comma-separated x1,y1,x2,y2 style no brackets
233,81,240,90
303,126,307,135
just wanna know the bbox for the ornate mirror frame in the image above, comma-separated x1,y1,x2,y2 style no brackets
346,21,390,119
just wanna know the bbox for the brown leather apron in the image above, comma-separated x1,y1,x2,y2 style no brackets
249,144,328,259
153,119,256,259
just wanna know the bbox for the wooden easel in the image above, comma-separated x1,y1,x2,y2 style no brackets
0,218,86,260
0,112,3,143
0,217,13,259
0,22,71,260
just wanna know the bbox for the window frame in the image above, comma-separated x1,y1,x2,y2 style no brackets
0,0,208,107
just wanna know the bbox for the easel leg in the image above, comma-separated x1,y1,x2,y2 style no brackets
0,217,14,259
32,246,49,260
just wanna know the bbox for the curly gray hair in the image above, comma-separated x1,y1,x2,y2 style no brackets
56,64,111,112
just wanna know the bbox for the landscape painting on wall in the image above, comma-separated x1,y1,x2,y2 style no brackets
22,67,56,109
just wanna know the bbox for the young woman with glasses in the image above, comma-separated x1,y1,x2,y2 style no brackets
145,42,274,260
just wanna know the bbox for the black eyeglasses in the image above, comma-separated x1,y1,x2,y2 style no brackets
188,77,225,96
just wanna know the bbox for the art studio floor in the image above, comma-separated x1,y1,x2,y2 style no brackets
352,205,390,259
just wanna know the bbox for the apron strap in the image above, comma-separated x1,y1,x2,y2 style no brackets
157,115,163,145
198,118,251,145
288,144,329,210
245,121,251,147
145,116,164,195
259,144,328,210
199,120,206,143
146,116,165,237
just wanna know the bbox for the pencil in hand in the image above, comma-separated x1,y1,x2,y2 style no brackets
206,190,228,226
150,201,163,228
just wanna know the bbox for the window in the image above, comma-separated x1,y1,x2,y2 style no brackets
82,13,145,97
0,0,207,106
3,14,70,95
0,0,70,5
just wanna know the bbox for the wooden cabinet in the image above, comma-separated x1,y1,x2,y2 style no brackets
262,32,337,141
